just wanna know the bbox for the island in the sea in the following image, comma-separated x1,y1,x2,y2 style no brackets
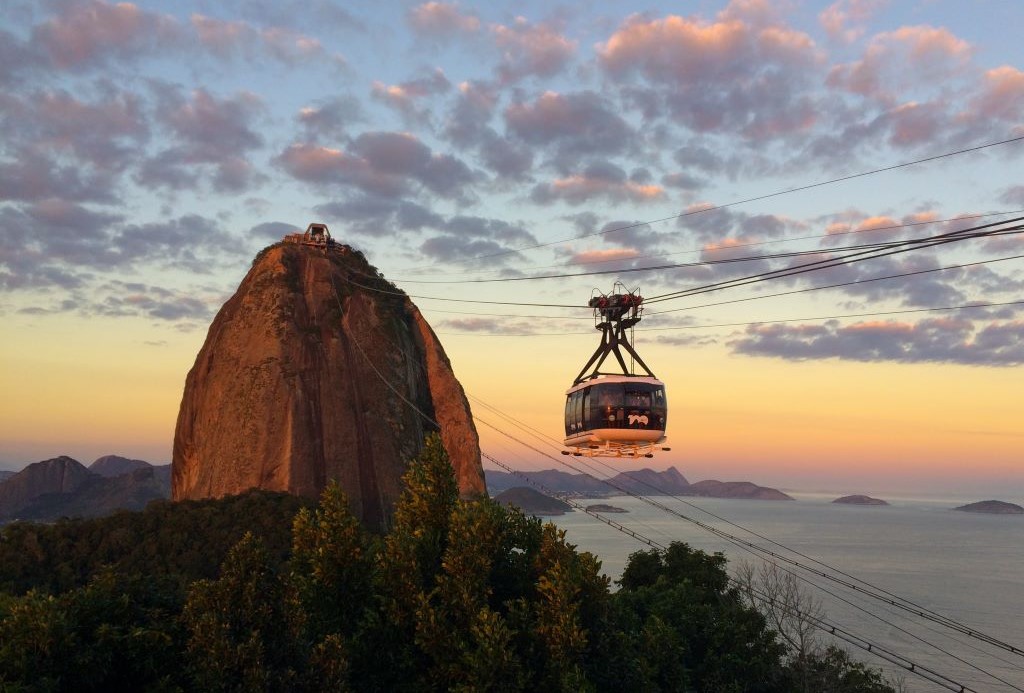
493,487,572,516
586,504,628,513
833,494,888,506
954,500,1023,515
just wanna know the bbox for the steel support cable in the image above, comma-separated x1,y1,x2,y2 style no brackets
437,298,1024,338
744,591,983,693
644,221,1024,306
349,246,1024,315
466,395,1024,690
393,209,1024,282
647,253,1024,316
474,416,1024,658
644,218,1024,304
643,221,1024,305
343,272,586,308
397,134,1024,269
390,216,1024,286
412,255,1024,324
483,450,983,693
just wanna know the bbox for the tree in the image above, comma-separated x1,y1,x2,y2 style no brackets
183,532,297,692
735,559,896,693
613,542,789,692
289,482,371,641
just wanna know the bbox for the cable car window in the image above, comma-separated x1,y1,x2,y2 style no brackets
582,388,591,430
594,384,622,407
625,389,651,408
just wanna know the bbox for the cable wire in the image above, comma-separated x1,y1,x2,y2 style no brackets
398,135,1024,268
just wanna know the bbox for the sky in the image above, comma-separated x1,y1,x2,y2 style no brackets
1,0,1022,496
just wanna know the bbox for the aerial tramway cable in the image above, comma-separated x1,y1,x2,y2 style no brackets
393,209,1024,282
345,218,1024,312
395,134,1024,270
436,298,1024,338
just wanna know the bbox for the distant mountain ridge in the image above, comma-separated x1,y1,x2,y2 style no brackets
484,466,792,501
0,455,171,523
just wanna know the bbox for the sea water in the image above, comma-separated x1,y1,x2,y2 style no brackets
549,493,1024,693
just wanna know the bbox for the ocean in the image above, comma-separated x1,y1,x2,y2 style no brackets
549,492,1023,693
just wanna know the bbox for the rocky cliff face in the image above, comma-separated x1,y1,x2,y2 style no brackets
172,241,485,530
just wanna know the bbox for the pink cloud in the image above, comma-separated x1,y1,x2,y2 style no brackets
532,174,665,206
33,0,180,68
276,132,475,201
491,17,576,82
567,248,641,265
408,2,480,36
371,68,451,117
827,25,972,103
597,9,820,138
599,11,816,84
162,89,264,159
191,14,326,64
969,65,1024,123
819,0,887,43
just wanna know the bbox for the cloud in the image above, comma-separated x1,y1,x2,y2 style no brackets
315,196,445,235
0,85,149,172
97,289,213,321
827,25,972,104
416,214,536,265
0,148,118,203
999,185,1024,206
371,68,451,123
565,248,641,265
136,86,267,192
730,317,1024,365
408,2,480,37
297,96,365,142
968,65,1024,124
32,0,181,70
505,90,634,163
819,0,887,44
191,14,328,65
276,131,477,202
597,6,821,138
437,317,536,335
491,17,576,83
531,163,666,206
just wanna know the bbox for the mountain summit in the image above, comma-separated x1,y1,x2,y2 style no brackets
172,235,485,529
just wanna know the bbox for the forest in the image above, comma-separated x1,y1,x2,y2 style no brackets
0,436,896,692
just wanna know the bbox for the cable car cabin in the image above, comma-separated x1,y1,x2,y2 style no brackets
564,375,667,458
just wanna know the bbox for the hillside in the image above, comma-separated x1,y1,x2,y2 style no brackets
493,486,573,516
485,466,790,500
0,456,171,523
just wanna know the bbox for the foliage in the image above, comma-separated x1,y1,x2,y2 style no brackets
0,490,309,595
0,435,897,692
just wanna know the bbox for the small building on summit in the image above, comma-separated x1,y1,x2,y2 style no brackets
284,222,334,247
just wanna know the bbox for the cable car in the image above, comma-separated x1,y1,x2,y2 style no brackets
563,285,670,458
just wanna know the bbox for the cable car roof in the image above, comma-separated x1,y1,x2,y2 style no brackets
565,374,664,396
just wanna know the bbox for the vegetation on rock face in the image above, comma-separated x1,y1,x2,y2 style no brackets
0,435,896,692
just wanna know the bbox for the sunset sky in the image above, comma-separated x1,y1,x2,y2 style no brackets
2,0,1022,496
